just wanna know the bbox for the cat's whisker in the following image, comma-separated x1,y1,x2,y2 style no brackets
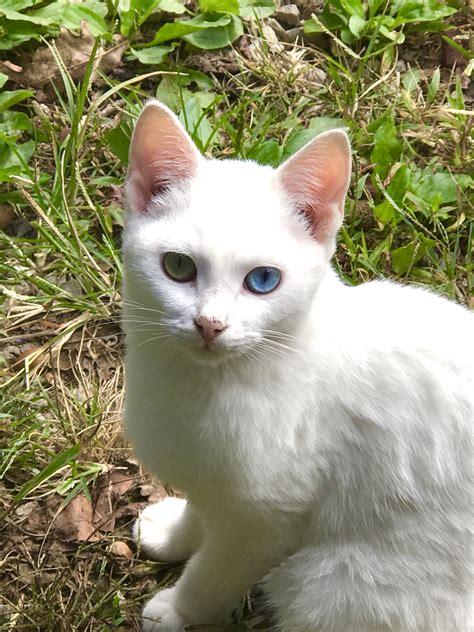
260,337,307,360
255,339,293,357
247,342,285,367
242,347,268,371
135,332,173,348
122,300,168,316
259,329,299,342
121,319,166,327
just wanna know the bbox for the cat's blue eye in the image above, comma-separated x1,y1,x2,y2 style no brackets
244,267,281,294
162,252,197,283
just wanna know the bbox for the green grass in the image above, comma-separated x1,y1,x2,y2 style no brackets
1,0,473,629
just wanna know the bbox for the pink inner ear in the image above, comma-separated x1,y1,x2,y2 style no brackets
127,103,199,214
277,131,351,242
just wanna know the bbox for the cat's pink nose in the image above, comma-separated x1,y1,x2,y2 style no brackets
194,316,227,343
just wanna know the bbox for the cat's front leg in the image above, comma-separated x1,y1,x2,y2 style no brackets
142,533,281,630
134,497,202,562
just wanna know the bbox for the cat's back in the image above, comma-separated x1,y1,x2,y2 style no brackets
318,276,473,365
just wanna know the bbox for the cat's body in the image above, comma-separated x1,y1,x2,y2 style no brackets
123,101,473,631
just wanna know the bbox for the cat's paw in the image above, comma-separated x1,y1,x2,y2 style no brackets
142,588,189,631
134,497,192,562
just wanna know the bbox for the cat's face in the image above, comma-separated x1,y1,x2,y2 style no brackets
123,101,351,365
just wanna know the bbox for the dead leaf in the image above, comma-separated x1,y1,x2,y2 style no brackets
53,494,100,542
115,502,146,520
0,204,15,230
92,468,135,532
53,468,136,541
1,23,128,98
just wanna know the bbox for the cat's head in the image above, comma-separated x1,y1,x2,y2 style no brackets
123,100,351,365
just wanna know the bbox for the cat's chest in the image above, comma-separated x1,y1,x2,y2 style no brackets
124,353,318,503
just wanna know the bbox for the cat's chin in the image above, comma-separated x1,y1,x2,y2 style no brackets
182,344,239,367
170,338,247,367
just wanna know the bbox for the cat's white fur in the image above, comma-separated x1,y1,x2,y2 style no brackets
123,101,473,632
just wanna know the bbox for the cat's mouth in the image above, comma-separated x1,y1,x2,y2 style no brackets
176,335,246,366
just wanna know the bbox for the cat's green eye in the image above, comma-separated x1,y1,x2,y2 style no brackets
162,252,197,283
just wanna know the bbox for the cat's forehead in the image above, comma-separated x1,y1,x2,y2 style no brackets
183,159,295,252
131,157,311,263
190,159,280,221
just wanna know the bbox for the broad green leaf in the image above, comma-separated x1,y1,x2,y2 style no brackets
303,18,325,35
0,89,34,113
180,96,214,149
149,22,203,44
1,0,35,9
379,24,404,42
129,43,176,64
14,444,81,503
402,69,420,92
199,0,239,14
427,67,440,104
148,13,231,45
33,0,108,20
348,14,365,37
0,8,54,25
0,165,22,181
156,75,214,111
394,0,456,23
0,110,32,134
413,170,461,206
374,163,411,225
159,0,187,13
371,116,402,178
340,0,364,19
238,0,275,18
282,117,344,159
386,163,411,205
104,125,131,164
0,73,8,89
248,140,282,167
117,0,162,35
391,241,424,275
33,1,109,35
340,28,355,44
374,200,395,224
368,0,387,14
173,68,214,89
117,0,135,36
0,22,47,49
0,139,35,169
183,14,243,49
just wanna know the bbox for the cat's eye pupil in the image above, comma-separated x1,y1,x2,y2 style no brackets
162,252,197,283
244,267,281,295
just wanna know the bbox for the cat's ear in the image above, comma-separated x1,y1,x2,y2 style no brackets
275,129,351,242
126,100,201,214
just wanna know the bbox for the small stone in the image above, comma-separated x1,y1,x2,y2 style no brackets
139,484,157,498
282,27,303,42
3,345,20,361
110,541,133,559
15,501,39,519
275,4,300,27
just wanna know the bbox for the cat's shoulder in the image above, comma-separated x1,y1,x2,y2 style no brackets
319,273,473,357
349,277,471,322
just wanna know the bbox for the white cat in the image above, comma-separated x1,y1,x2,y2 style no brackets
123,100,473,632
